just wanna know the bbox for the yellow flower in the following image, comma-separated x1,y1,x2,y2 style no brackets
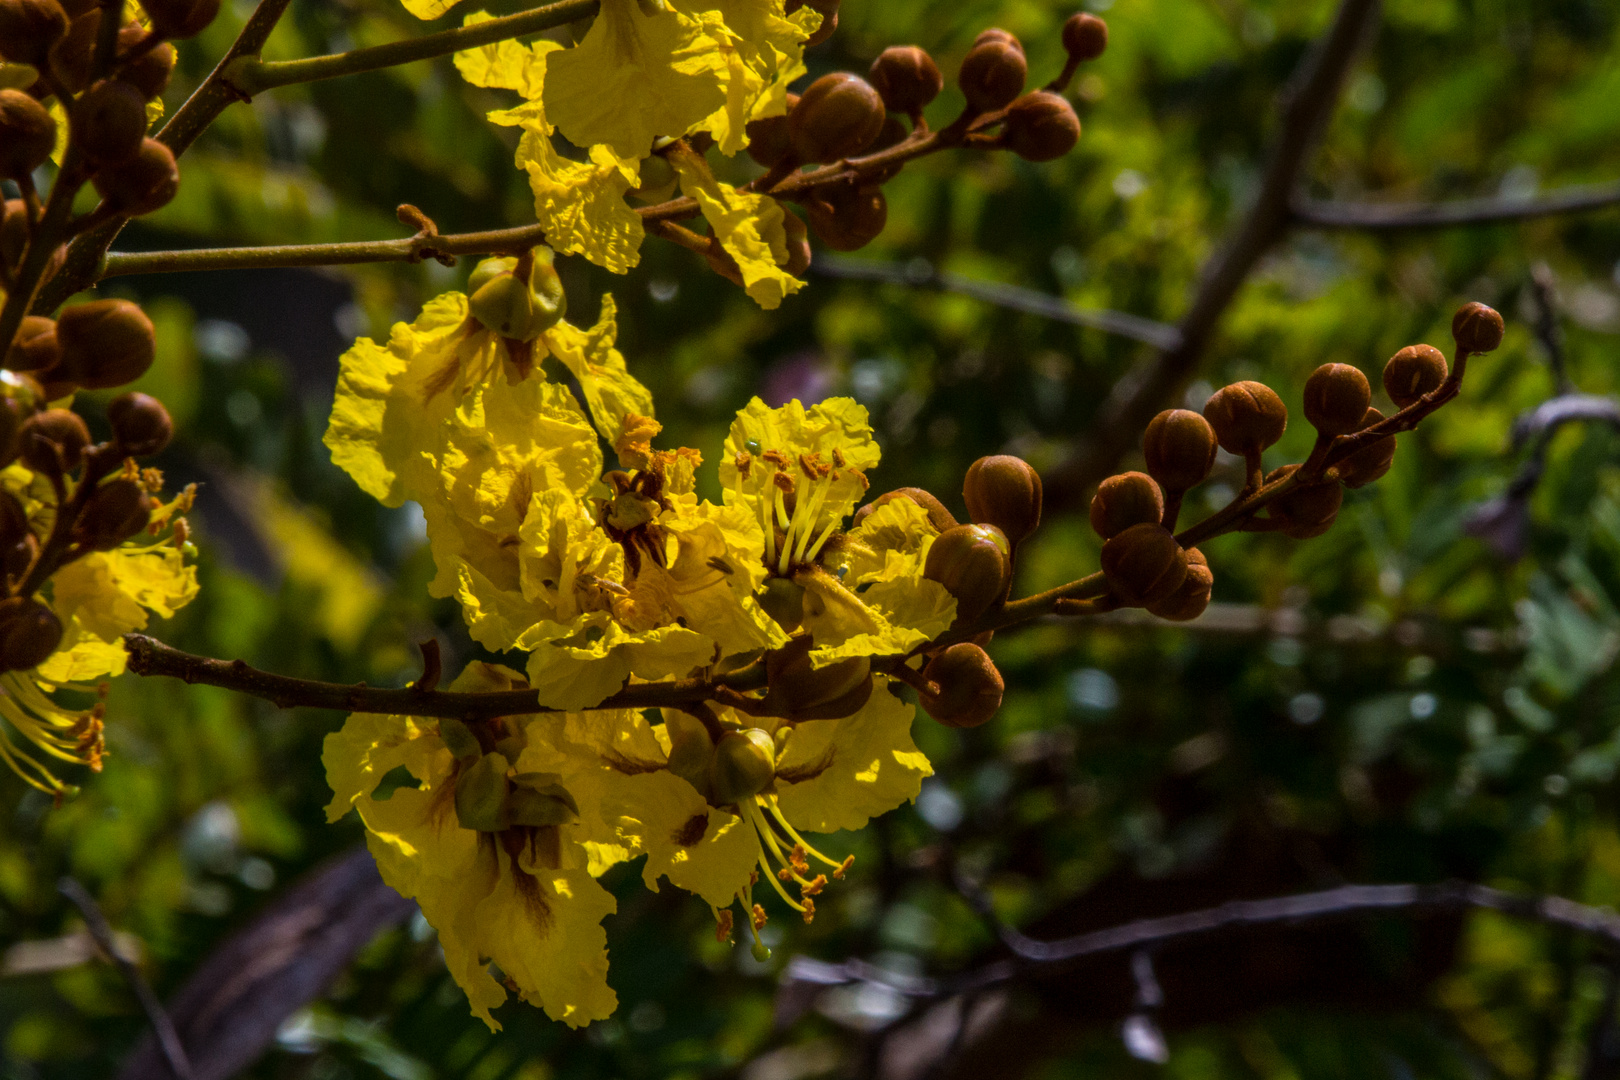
670,151,804,309
323,662,621,1030
672,0,818,155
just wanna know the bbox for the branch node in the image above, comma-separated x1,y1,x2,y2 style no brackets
411,639,442,694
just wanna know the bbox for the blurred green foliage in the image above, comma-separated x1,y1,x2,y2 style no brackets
8,0,1620,1077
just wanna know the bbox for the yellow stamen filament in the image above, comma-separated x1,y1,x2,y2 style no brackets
741,800,809,913
765,796,850,873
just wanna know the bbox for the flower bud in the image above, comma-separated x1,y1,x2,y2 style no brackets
786,0,839,47
1090,471,1164,540
710,729,777,805
1142,408,1216,492
5,316,59,373
958,36,1026,113
140,0,218,38
107,390,172,455
960,457,1038,547
1382,344,1447,408
1335,407,1395,489
1146,548,1211,622
806,180,886,251
91,137,180,216
453,751,512,832
34,363,78,402
466,251,566,341
853,486,958,534
1267,465,1342,539
74,78,148,165
1000,91,1080,162
1302,362,1371,436
973,28,1023,51
0,0,67,66
46,8,97,89
1061,12,1108,61
1100,522,1188,606
1451,301,1504,354
763,635,873,720
56,298,155,389
19,407,89,473
1203,380,1287,456
781,208,811,277
919,643,1004,728
0,88,55,179
745,93,797,169
629,150,676,204
758,575,806,632
2,198,25,271
868,45,941,115
121,35,174,99
73,476,151,549
924,522,1010,625
789,72,886,164
663,710,715,800
0,596,61,671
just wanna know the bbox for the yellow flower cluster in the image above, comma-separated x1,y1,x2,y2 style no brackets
448,1,817,307
322,278,950,1028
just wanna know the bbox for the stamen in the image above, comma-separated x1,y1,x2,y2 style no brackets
714,907,734,944
834,856,855,879
804,518,840,562
765,797,850,872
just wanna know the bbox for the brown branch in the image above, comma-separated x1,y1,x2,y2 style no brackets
1291,179,1620,230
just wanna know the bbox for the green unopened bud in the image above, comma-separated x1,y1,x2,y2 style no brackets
507,773,580,828
758,576,806,632
454,751,512,832
466,251,567,341
710,729,776,805
664,710,716,800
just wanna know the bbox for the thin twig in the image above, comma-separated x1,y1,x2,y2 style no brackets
1292,179,1620,231
58,878,194,1080
1529,262,1573,394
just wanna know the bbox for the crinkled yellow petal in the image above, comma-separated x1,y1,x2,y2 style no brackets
42,546,199,681
675,0,816,155
544,295,655,445
671,154,802,309
453,16,549,97
321,711,444,823
518,488,625,613
719,397,880,533
606,769,759,907
524,614,715,711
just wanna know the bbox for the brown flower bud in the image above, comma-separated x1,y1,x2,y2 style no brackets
107,391,172,456
973,28,1023,52
745,93,797,168
789,72,885,164
2,198,26,271
1452,301,1504,354
1061,13,1108,61
1101,522,1188,606
1302,362,1371,436
73,475,151,549
1336,407,1395,489
781,208,811,277
786,0,839,47
762,634,873,721
1146,547,1211,622
56,298,155,389
958,37,1026,113
963,454,1042,548
5,316,59,373
140,0,217,38
34,363,78,402
91,137,180,216
121,36,174,99
1090,471,1164,540
19,407,89,474
0,0,68,65
1142,408,1216,492
1203,380,1287,456
75,78,148,164
0,88,56,180
0,596,61,671
46,8,98,89
1267,465,1342,539
853,487,958,534
1382,344,1447,408
806,180,886,251
868,45,942,115
919,643,1004,729
1000,91,1080,161
925,523,1010,625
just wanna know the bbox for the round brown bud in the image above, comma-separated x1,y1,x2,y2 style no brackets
91,137,180,216
1061,13,1108,61
745,93,797,169
963,454,1042,548
958,37,1026,113
1382,344,1447,408
107,391,171,455
0,596,62,671
47,9,98,89
19,407,89,474
35,364,78,402
75,78,148,164
761,634,873,721
121,36,174,99
73,476,152,549
868,45,942,115
1089,471,1163,540
920,643,1004,729
789,73,886,165
807,181,886,251
1335,407,1396,489
1267,465,1342,539
1452,301,1504,354
0,89,56,180
140,0,217,38
0,0,68,65
56,298,155,389
853,487,958,534
1146,548,1211,622
1302,362,1371,436
786,0,839,47
1100,522,1188,606
5,316,59,373
973,28,1023,52
1142,408,1216,492
1000,91,1080,162
924,523,1010,625
1203,380,1288,456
